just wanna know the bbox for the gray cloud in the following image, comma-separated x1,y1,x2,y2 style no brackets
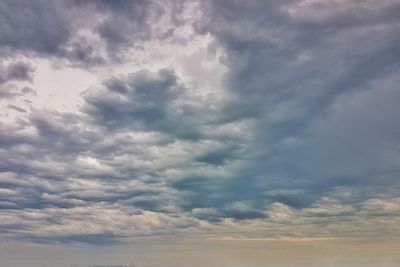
192,0,400,206
0,62,34,85
7,104,27,113
0,0,105,67
0,0,190,66
83,69,184,131
0,0,69,55
0,0,399,245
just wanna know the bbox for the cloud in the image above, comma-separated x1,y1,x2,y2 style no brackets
0,0,399,245
0,0,69,55
194,0,400,203
0,62,35,85
0,0,194,67
83,69,184,132
7,104,27,113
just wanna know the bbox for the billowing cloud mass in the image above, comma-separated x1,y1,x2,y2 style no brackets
1,0,400,249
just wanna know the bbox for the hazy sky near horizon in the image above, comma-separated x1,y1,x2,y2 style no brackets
1,0,400,266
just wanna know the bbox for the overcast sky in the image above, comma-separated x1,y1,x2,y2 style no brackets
1,0,400,266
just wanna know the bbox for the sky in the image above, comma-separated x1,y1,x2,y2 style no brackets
0,0,400,266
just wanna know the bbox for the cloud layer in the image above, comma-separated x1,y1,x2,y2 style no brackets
0,0,400,244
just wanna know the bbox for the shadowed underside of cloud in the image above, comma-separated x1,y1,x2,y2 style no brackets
0,0,185,66
0,0,400,244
